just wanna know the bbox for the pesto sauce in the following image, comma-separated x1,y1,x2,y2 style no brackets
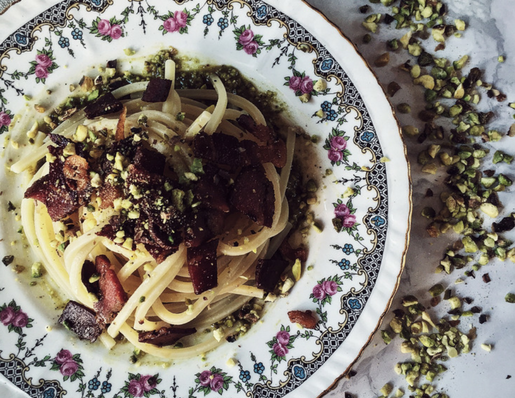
176,65,284,121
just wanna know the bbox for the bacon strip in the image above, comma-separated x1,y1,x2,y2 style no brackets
288,310,318,329
138,326,196,347
230,165,275,228
187,239,219,294
115,105,127,141
142,78,172,102
84,92,123,119
58,301,102,343
193,132,286,169
93,255,128,326
255,258,289,292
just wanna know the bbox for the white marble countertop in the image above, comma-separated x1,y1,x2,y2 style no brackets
1,1,514,397
303,0,515,397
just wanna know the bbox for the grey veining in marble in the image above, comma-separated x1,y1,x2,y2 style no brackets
303,0,515,397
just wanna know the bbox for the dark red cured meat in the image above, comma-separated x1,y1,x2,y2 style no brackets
98,183,122,209
133,145,166,175
58,300,103,342
84,92,123,119
193,168,230,213
184,209,226,248
193,132,287,169
142,78,172,103
187,239,219,294
138,326,196,347
93,255,128,326
279,240,308,263
230,165,275,228
24,147,89,221
255,258,289,292
237,114,277,144
287,310,318,329
193,132,245,168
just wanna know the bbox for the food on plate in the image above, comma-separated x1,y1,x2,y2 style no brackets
9,50,314,359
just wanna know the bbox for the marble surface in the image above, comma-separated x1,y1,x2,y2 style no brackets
302,0,515,397
0,1,514,397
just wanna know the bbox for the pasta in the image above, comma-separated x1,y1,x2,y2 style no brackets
9,53,306,360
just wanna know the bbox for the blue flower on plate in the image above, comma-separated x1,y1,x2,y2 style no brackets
203,14,214,26
342,243,354,255
348,298,361,310
43,388,56,398
256,5,268,19
239,370,251,382
321,100,332,112
326,109,338,121
101,381,112,393
217,17,229,30
338,259,350,270
320,58,333,71
15,33,28,45
361,131,374,142
254,362,265,374
91,0,102,6
293,365,306,379
58,36,69,48
71,28,83,40
88,378,100,390
371,215,385,227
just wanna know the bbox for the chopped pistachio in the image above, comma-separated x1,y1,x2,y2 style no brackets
505,293,515,303
380,383,394,396
479,203,499,218
421,163,438,174
375,53,390,67
397,103,411,114
403,126,419,136
480,343,493,352
454,19,466,31
429,283,444,297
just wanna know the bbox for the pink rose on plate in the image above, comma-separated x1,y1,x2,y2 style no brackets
11,311,28,328
35,54,52,68
163,17,179,33
97,19,112,36
0,306,15,325
322,280,338,296
300,76,313,94
243,41,259,55
174,10,188,28
273,342,289,357
139,375,156,392
0,112,11,127
328,149,343,162
239,29,254,45
60,360,78,376
288,75,302,91
312,283,326,300
210,374,224,391
109,24,122,40
35,64,49,79
334,203,351,218
55,349,73,365
342,214,357,228
128,379,144,397
276,330,290,345
199,370,212,386
330,136,347,151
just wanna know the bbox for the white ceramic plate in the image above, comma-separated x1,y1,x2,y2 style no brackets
0,1,411,397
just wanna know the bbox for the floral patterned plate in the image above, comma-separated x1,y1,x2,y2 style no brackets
0,1,411,397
